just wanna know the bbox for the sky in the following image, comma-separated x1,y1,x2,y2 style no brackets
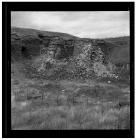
11,11,129,38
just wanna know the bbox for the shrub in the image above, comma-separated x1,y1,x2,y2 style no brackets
29,43,118,80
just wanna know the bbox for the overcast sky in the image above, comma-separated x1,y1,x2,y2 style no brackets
11,11,129,38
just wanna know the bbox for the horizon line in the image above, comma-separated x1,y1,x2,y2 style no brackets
11,26,130,39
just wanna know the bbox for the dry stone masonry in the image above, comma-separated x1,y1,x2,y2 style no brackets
11,27,129,79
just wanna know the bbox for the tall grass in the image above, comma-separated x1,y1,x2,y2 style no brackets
11,77,130,130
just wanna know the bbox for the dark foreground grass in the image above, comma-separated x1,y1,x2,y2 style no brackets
12,104,130,130
11,78,130,130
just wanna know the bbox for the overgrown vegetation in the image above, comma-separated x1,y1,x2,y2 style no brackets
11,77,130,130
24,43,121,81
11,28,130,130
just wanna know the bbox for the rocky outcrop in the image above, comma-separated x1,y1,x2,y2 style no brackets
38,35,75,60
11,34,43,61
11,33,76,61
11,31,110,65
11,27,129,68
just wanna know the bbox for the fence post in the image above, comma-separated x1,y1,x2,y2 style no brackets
26,88,28,101
86,97,88,106
73,95,76,105
57,94,60,106
41,91,44,101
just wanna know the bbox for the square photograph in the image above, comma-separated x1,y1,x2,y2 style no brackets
11,11,130,130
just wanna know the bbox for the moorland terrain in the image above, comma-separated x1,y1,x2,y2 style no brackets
11,27,130,130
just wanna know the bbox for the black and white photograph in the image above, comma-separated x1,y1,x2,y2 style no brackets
2,2,134,138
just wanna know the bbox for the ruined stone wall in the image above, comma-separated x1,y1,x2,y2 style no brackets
44,36,75,60
11,35,43,62
11,32,110,65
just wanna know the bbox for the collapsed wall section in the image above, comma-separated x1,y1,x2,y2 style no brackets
11,32,111,65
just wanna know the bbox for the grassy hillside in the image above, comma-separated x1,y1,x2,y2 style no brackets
11,27,130,130
104,37,130,65
11,27,78,40
11,27,130,65
104,36,130,47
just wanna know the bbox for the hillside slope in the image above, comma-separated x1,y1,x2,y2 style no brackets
11,27,130,80
104,36,130,47
11,27,78,40
11,27,129,64
11,27,130,130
